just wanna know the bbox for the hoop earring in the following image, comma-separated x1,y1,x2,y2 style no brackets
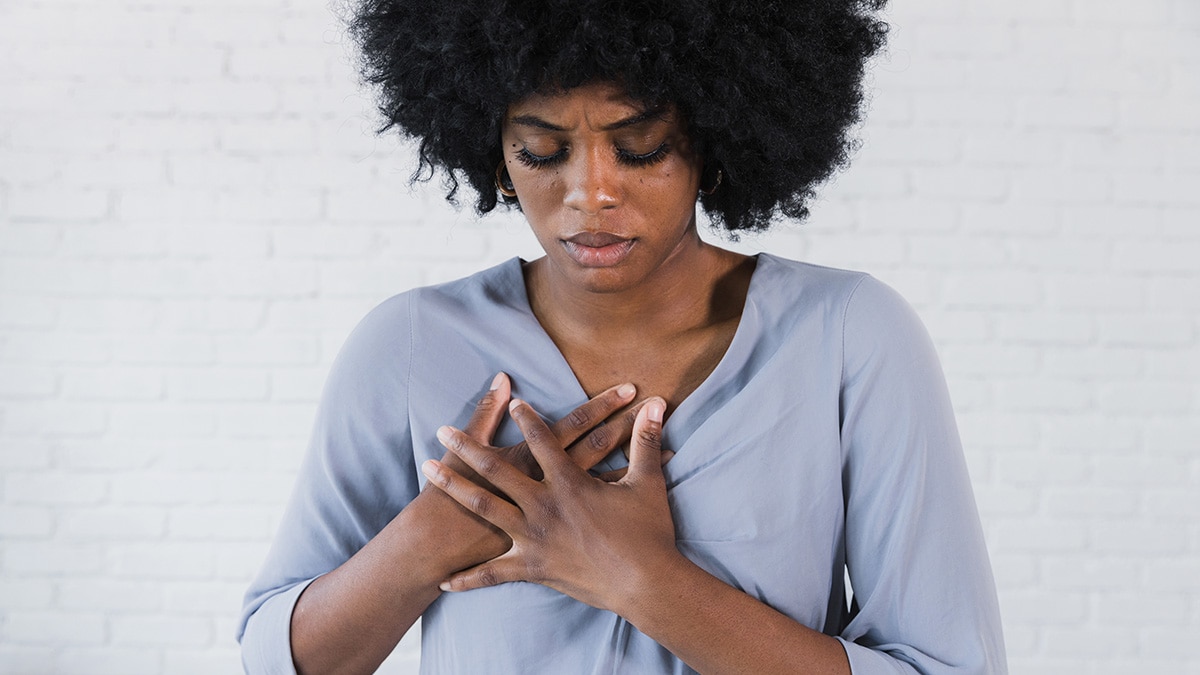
496,162,518,198
699,169,723,196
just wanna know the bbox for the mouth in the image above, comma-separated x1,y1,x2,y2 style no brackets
561,232,636,268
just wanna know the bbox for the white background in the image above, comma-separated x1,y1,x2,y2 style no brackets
1,0,1198,672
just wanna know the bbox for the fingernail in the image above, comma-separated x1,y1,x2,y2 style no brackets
436,426,451,443
490,372,505,391
617,383,636,398
647,399,664,423
421,459,439,478
508,399,521,412
439,581,452,592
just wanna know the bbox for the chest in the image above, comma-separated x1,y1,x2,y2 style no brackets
556,318,741,408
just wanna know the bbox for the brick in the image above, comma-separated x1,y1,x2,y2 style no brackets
1093,455,1190,488
0,440,54,470
1018,94,1118,130
943,271,1041,308
994,311,1095,345
228,46,330,81
111,471,221,505
3,543,106,574
0,505,54,537
162,224,272,260
220,403,314,439
170,369,269,401
113,542,215,580
9,188,109,221
0,224,61,255
1097,592,1191,626
0,579,54,610
1043,556,1141,591
2,611,105,646
1091,521,1185,554
162,649,243,675
1042,415,1139,452
214,541,271,580
215,189,323,223
168,506,274,540
1065,132,1167,170
59,506,167,540
1099,312,1195,345
1046,274,1146,310
62,368,164,401
0,296,58,329
1143,490,1200,520
56,648,160,675
1011,169,1113,204
961,203,1059,235
3,472,108,505
1097,381,1193,414
0,365,58,398
856,200,958,233
996,451,1089,485
158,299,266,333
111,335,216,365
1043,487,1138,517
112,615,213,648
59,225,168,258
997,589,1088,623
58,579,163,612
1042,627,1135,657
164,580,250,613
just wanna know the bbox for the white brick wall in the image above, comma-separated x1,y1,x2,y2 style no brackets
1,0,1196,672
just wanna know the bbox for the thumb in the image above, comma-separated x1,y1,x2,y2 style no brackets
626,397,665,482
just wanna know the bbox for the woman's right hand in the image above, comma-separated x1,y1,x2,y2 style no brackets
414,372,646,574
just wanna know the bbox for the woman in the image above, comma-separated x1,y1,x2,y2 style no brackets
239,0,1007,673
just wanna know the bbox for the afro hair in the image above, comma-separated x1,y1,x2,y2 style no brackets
347,0,888,235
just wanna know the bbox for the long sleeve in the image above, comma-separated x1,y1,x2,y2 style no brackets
237,293,419,675
836,276,1007,674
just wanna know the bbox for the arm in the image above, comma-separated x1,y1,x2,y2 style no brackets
288,376,642,675
834,276,1006,673
238,297,648,675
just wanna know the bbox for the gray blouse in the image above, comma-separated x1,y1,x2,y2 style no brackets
239,253,1007,674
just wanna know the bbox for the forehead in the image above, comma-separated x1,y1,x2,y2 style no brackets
505,81,675,130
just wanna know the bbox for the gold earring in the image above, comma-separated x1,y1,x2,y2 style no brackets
699,169,723,196
496,162,518,198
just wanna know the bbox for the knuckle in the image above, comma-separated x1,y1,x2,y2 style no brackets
637,426,661,448
566,406,592,430
475,453,501,478
477,565,499,588
586,425,611,451
468,491,493,517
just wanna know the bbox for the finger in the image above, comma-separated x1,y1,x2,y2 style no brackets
509,399,576,481
549,382,636,447
566,398,646,470
421,459,524,533
595,467,627,483
439,552,526,592
626,397,666,482
436,425,537,503
462,372,511,444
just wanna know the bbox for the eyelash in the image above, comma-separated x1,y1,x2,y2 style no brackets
515,142,670,169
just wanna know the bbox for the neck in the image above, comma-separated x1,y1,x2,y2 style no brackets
525,234,749,345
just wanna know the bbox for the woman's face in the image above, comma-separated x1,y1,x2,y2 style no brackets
500,81,705,294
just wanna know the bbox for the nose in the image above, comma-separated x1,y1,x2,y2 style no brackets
562,144,620,214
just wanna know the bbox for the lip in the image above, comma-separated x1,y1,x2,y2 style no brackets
561,232,636,267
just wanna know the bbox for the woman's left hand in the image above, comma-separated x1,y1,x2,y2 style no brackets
421,396,681,613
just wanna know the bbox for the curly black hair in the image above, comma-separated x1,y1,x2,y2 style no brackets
347,0,888,234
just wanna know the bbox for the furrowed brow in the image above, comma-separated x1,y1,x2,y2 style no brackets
508,106,669,133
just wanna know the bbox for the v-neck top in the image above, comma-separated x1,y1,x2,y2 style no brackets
238,253,1007,674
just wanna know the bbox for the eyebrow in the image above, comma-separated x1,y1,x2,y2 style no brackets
509,106,668,132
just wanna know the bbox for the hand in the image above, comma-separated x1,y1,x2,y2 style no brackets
423,396,681,614
415,373,651,572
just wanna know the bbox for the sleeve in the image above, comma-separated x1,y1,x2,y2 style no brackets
835,276,1007,674
237,292,420,675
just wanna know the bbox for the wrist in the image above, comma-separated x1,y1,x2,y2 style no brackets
390,488,511,584
610,546,694,624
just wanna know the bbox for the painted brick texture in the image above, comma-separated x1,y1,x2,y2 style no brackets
1,0,1197,672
